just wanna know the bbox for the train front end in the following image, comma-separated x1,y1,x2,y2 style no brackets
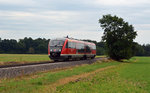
48,38,66,61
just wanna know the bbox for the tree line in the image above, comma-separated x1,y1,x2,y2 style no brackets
0,37,49,54
0,37,149,56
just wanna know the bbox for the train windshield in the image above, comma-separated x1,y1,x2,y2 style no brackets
50,40,64,46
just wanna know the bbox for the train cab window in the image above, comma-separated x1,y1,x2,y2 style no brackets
50,40,64,46
65,42,68,48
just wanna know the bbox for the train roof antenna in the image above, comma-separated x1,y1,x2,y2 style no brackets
66,35,69,38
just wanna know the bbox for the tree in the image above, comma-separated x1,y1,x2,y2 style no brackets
99,14,137,61
0,38,3,53
135,43,145,56
143,44,150,56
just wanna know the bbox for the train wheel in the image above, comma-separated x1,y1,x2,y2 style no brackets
75,58,80,61
54,60,58,62
91,56,95,59
64,58,69,61
68,56,72,61
91,57,94,59
83,55,87,60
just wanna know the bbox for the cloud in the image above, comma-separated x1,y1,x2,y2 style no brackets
135,24,150,31
0,10,100,31
0,10,80,22
0,0,37,6
0,30,103,42
94,0,150,6
0,0,150,44
136,30,150,44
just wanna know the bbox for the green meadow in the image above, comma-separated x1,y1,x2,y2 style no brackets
56,57,150,93
0,57,150,93
0,54,50,65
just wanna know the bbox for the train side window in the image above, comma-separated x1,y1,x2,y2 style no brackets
85,45,91,53
93,45,96,50
68,41,76,49
81,43,85,53
72,42,76,49
76,43,81,49
91,45,96,50
76,43,84,53
89,45,92,49
90,45,96,50
68,41,71,48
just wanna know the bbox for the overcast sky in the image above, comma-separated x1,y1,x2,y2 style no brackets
0,0,150,44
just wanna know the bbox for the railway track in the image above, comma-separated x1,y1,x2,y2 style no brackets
0,61,52,68
0,57,107,78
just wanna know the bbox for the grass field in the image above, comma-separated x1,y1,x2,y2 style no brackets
0,57,150,93
0,54,50,65
0,54,102,65
56,57,150,93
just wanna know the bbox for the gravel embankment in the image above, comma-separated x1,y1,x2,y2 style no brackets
0,58,106,78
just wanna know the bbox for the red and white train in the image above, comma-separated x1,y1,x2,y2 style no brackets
48,38,96,61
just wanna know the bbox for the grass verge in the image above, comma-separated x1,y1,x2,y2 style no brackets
0,60,120,93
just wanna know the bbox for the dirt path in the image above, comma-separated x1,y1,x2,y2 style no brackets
41,65,118,93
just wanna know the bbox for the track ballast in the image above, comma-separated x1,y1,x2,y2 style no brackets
0,57,107,78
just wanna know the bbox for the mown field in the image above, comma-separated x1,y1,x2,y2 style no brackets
0,54,104,65
0,54,50,65
0,57,150,93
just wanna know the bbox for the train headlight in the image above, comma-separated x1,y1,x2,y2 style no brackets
59,49,61,51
